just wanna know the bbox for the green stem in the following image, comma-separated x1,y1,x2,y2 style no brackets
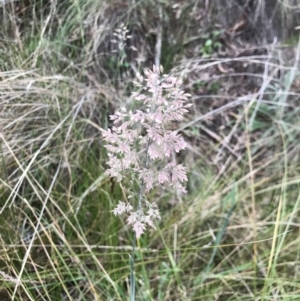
130,232,136,301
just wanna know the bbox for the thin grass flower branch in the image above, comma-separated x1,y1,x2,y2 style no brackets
101,65,192,238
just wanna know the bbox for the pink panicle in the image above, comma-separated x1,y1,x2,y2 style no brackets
102,66,192,237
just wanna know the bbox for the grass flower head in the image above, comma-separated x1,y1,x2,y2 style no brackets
101,65,192,237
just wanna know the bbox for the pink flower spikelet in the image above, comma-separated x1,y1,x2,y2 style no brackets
101,65,192,238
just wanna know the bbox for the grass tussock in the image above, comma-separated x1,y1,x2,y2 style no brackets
1,0,300,300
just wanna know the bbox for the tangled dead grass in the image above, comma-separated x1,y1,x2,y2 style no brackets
1,0,300,300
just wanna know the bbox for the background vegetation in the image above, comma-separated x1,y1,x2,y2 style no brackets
1,0,300,300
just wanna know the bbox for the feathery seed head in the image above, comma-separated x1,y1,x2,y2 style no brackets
102,66,191,237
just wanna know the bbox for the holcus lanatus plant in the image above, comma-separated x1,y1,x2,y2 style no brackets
101,65,192,238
